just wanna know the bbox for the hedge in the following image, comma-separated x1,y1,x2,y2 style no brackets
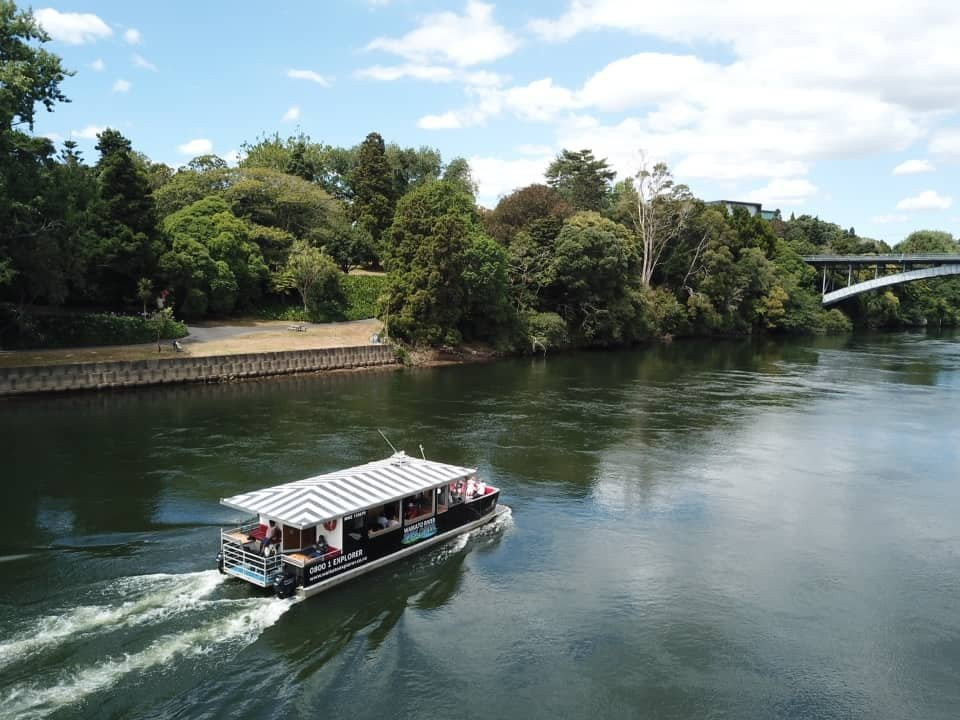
0,307,189,349
341,274,387,320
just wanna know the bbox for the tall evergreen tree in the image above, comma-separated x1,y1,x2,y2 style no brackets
348,132,396,257
91,128,159,303
545,149,616,212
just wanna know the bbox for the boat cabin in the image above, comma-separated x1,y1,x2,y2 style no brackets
217,452,501,595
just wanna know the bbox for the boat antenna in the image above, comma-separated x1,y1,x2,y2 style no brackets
419,444,426,460
378,429,399,455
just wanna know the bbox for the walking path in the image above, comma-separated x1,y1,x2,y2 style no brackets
0,319,384,368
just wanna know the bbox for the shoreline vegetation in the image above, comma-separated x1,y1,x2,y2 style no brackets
3,2,960,364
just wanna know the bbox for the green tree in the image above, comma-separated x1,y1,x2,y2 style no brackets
386,144,442,198
0,0,72,300
160,196,269,315
545,212,641,345
441,156,477,197
897,230,957,254
485,184,572,244
383,181,493,345
545,149,616,212
282,240,341,317
91,128,160,304
348,132,396,255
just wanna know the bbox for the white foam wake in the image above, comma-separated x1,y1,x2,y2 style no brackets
2,595,295,720
0,571,224,669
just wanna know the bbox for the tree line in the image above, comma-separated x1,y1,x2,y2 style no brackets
2,0,959,352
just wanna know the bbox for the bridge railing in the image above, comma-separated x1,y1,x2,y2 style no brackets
801,253,960,264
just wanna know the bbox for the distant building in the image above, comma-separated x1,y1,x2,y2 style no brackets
707,200,781,222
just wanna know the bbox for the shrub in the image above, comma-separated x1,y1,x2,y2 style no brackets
180,288,209,319
520,311,569,354
0,306,188,349
305,267,346,322
341,274,387,320
818,308,853,334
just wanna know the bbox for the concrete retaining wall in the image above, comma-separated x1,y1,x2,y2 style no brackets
0,345,397,396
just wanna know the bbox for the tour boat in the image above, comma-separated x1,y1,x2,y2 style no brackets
216,451,507,598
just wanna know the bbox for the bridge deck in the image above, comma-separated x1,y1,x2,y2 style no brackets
802,254,960,266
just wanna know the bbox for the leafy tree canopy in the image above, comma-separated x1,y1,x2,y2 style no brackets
545,148,616,212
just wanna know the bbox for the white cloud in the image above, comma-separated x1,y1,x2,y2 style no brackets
892,159,934,175
357,64,456,82
517,144,554,156
502,78,578,122
578,53,723,111
418,111,463,130
90,58,105,72
896,190,953,211
35,9,112,44
124,28,141,45
71,125,106,140
44,132,62,143
929,128,960,158
872,214,910,224
112,79,132,93
287,69,330,86
282,106,301,122
357,64,505,90
222,149,245,166
133,54,158,72
468,153,556,207
743,177,818,206
366,0,519,67
178,138,213,156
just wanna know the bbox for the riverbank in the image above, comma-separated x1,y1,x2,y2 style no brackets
0,344,398,396
0,318,384,368
0,318,401,396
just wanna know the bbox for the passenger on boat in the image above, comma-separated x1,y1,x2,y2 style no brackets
375,510,389,529
262,520,281,554
316,535,329,555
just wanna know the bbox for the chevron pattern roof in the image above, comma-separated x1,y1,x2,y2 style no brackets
220,453,476,528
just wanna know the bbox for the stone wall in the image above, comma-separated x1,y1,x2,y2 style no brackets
0,345,397,396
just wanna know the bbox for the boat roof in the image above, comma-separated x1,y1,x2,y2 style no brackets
220,452,476,529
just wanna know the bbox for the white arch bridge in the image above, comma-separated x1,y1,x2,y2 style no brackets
801,254,960,306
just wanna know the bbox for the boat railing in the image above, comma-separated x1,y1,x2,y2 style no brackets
220,527,283,587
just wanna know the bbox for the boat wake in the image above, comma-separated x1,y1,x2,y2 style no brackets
0,571,225,669
424,505,514,567
0,571,296,720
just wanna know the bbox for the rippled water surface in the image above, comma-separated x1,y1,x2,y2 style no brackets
1,332,959,719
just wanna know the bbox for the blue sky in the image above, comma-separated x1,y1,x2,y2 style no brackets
29,0,960,245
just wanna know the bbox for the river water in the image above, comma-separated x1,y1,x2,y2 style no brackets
1,332,958,719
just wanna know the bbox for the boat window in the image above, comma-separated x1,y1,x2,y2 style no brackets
436,484,451,513
368,501,402,536
403,490,434,524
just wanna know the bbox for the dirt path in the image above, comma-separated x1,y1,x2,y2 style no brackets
0,319,384,368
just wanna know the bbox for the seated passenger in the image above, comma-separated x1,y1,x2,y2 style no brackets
316,535,329,555
387,512,400,528
375,510,389,529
